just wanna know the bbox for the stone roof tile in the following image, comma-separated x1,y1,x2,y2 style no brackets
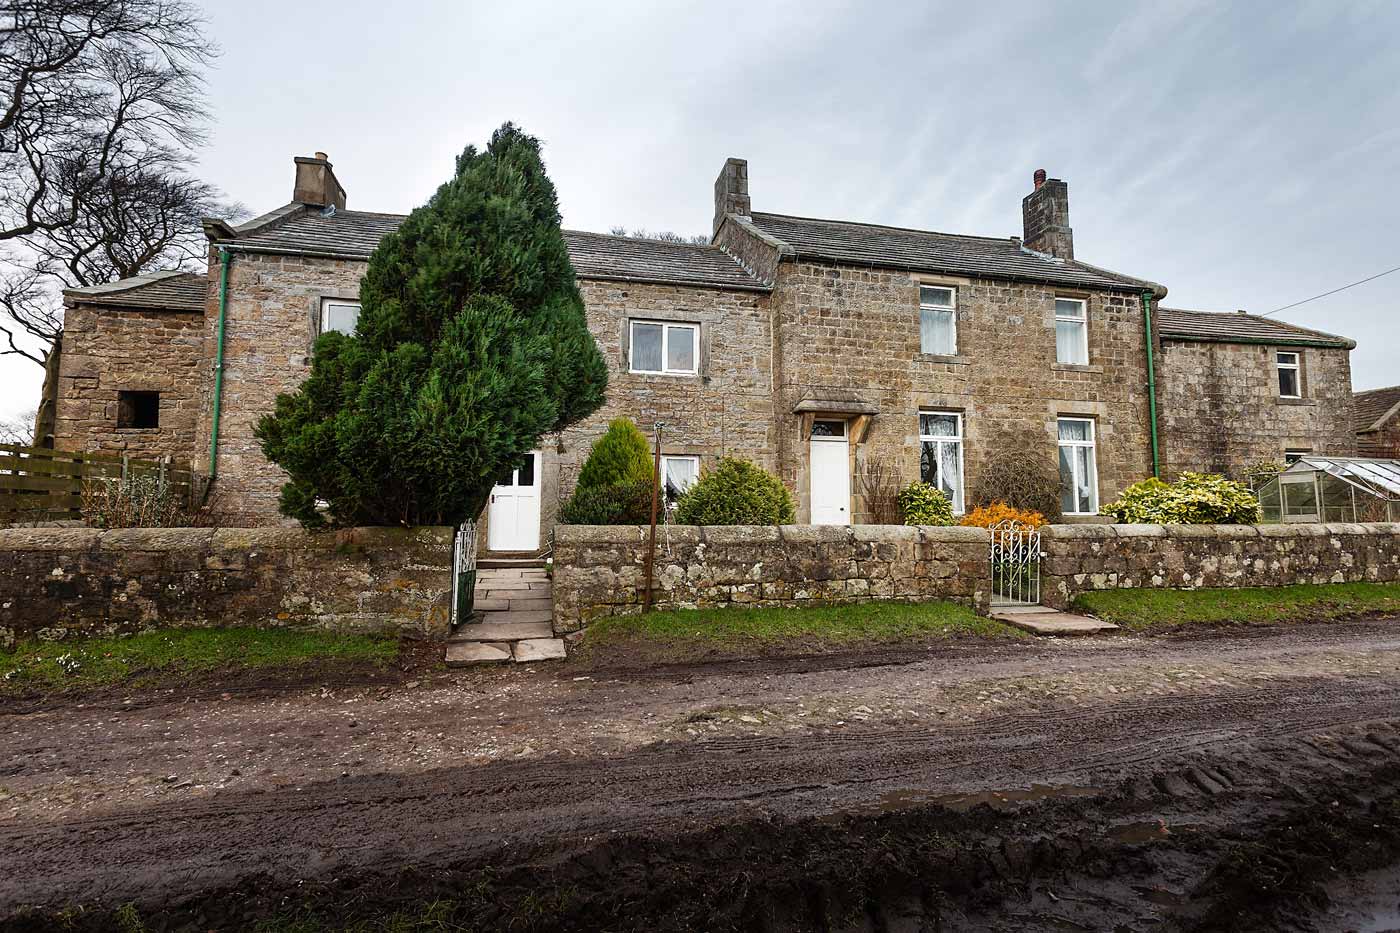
1156,306,1355,349
62,271,207,312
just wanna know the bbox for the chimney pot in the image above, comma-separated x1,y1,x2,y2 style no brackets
314,151,328,161
1033,168,1047,190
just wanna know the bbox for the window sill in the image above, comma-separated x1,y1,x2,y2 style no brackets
624,370,704,381
1051,362,1104,374
914,353,969,365
115,427,161,433
1277,397,1315,407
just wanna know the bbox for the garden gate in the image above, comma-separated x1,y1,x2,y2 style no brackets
450,520,477,627
989,519,1042,606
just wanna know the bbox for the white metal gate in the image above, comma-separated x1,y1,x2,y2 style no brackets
990,519,1042,606
450,520,478,628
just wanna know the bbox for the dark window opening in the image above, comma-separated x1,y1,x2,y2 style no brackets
117,391,160,429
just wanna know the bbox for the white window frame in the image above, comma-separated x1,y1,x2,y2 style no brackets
628,320,699,376
918,410,965,514
1057,417,1100,515
1054,297,1089,365
320,299,361,336
918,285,957,356
1276,351,1301,398
661,454,700,502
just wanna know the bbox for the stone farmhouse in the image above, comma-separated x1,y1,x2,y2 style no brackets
1356,386,1400,458
52,153,1358,550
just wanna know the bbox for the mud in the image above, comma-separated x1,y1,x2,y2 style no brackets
2,620,1399,931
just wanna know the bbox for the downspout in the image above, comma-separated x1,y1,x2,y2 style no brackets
1141,289,1161,478
207,247,231,481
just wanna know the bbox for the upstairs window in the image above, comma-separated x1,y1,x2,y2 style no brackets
320,299,361,335
1057,417,1099,515
918,411,964,513
630,320,697,375
1054,298,1089,365
1276,351,1301,398
117,391,160,429
919,285,957,356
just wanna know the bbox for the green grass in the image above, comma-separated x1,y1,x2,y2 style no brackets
582,600,1026,651
0,627,400,695
1073,582,1400,632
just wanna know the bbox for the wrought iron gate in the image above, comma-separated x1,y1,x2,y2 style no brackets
450,520,477,628
989,519,1042,606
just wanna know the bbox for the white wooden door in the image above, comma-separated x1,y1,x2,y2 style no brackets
809,428,851,525
487,451,541,551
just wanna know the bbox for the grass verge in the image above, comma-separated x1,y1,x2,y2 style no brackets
577,600,1025,663
1072,582,1400,632
0,627,400,697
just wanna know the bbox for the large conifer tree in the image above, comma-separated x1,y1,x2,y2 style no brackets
256,124,608,527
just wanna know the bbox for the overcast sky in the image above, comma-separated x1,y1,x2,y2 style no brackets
3,0,1396,423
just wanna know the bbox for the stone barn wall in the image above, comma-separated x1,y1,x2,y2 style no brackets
0,525,452,648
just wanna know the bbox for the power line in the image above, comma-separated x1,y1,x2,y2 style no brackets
1261,263,1400,317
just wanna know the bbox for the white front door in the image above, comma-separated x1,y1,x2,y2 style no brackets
487,450,541,551
809,420,851,525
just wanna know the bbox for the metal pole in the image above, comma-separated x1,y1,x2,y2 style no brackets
643,421,664,613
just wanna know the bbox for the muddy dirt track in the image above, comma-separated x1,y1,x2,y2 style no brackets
3,620,1400,930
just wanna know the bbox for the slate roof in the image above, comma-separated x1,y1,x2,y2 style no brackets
744,211,1157,292
1355,385,1400,432
62,270,207,312
1155,307,1355,349
212,205,766,292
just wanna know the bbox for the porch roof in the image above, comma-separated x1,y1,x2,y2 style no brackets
792,390,879,416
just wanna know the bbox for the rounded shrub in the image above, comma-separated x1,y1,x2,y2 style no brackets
897,482,955,526
674,458,795,525
558,478,654,525
575,418,653,493
1101,472,1260,524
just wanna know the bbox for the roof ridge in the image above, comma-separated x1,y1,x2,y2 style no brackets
63,269,194,297
1159,306,1353,344
564,229,720,252
751,210,1012,245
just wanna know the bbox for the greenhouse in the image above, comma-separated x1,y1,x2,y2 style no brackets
1256,456,1400,523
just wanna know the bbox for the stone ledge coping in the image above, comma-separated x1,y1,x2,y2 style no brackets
0,525,453,552
1041,522,1400,540
553,524,991,545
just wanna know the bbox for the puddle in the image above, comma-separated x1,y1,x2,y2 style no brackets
1109,819,1170,844
1131,884,1187,908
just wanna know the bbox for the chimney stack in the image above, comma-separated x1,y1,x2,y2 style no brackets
1021,169,1072,259
293,152,346,210
713,157,751,235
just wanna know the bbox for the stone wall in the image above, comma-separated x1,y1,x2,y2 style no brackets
0,525,452,648
767,260,1154,521
1156,339,1356,477
54,301,206,462
1039,522,1400,609
551,523,991,632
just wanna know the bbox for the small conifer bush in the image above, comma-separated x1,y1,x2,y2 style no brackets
898,482,955,526
675,458,795,525
575,418,653,492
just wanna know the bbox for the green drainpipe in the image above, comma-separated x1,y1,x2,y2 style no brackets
207,247,231,480
1141,289,1161,479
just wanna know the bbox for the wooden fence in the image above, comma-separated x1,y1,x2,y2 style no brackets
0,443,194,523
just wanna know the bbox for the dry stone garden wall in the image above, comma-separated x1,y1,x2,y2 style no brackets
1040,522,1400,609
0,525,452,647
551,523,991,633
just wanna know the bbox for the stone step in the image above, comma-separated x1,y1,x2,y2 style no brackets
445,641,512,667
497,597,552,613
477,580,551,592
513,638,567,662
990,607,1119,636
451,620,554,642
478,556,547,570
476,609,552,626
